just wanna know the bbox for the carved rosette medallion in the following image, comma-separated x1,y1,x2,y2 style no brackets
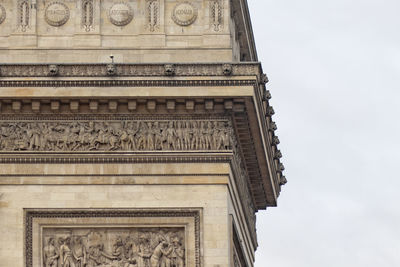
109,3,133,26
0,4,6,25
45,2,70,27
172,2,198,26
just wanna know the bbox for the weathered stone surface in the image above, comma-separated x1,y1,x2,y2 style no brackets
0,2,284,267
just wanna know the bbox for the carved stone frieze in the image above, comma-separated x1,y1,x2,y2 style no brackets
109,3,133,26
0,4,6,25
0,119,233,152
42,227,185,267
172,2,198,26
0,63,261,77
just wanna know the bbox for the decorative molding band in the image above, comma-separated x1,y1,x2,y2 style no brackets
0,153,233,164
0,63,262,78
0,79,256,88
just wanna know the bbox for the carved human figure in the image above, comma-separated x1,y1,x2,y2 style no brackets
87,244,116,267
153,122,164,150
165,121,176,150
212,121,223,150
96,123,108,147
168,237,184,267
59,237,76,267
123,236,138,267
112,236,126,261
105,123,119,150
223,124,231,149
216,122,230,150
136,122,146,150
87,246,101,267
199,121,207,150
119,122,131,151
57,124,73,150
175,121,184,150
72,236,87,267
27,123,41,150
43,237,59,267
146,122,155,150
182,121,191,150
137,234,152,267
128,121,139,150
191,121,201,150
204,121,213,150
150,241,172,267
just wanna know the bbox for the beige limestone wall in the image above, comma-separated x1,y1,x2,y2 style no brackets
0,0,237,63
0,184,230,267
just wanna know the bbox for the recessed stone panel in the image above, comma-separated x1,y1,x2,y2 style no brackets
25,209,201,267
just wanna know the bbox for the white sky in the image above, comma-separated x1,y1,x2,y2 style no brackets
248,1,400,266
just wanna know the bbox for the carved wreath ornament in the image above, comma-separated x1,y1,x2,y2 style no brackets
0,4,6,25
109,2,133,26
45,2,70,27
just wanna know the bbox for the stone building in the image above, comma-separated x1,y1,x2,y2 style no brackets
0,1,286,267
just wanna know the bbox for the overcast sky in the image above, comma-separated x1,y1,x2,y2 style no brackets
248,1,400,266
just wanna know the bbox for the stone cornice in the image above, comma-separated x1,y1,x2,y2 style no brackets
0,63,262,78
0,62,286,210
231,0,258,61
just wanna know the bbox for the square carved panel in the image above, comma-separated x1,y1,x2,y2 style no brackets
24,209,201,267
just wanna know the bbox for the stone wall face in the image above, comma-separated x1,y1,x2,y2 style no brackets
0,60,282,267
0,0,236,63
0,0,278,262
0,183,230,267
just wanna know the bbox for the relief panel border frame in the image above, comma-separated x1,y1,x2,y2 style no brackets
24,208,202,267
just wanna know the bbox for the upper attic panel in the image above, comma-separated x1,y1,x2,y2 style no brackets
0,0,256,63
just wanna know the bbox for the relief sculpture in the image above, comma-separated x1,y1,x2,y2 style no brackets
82,0,94,31
42,227,185,267
0,120,232,152
18,0,30,32
0,4,6,25
146,0,159,32
210,0,223,31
